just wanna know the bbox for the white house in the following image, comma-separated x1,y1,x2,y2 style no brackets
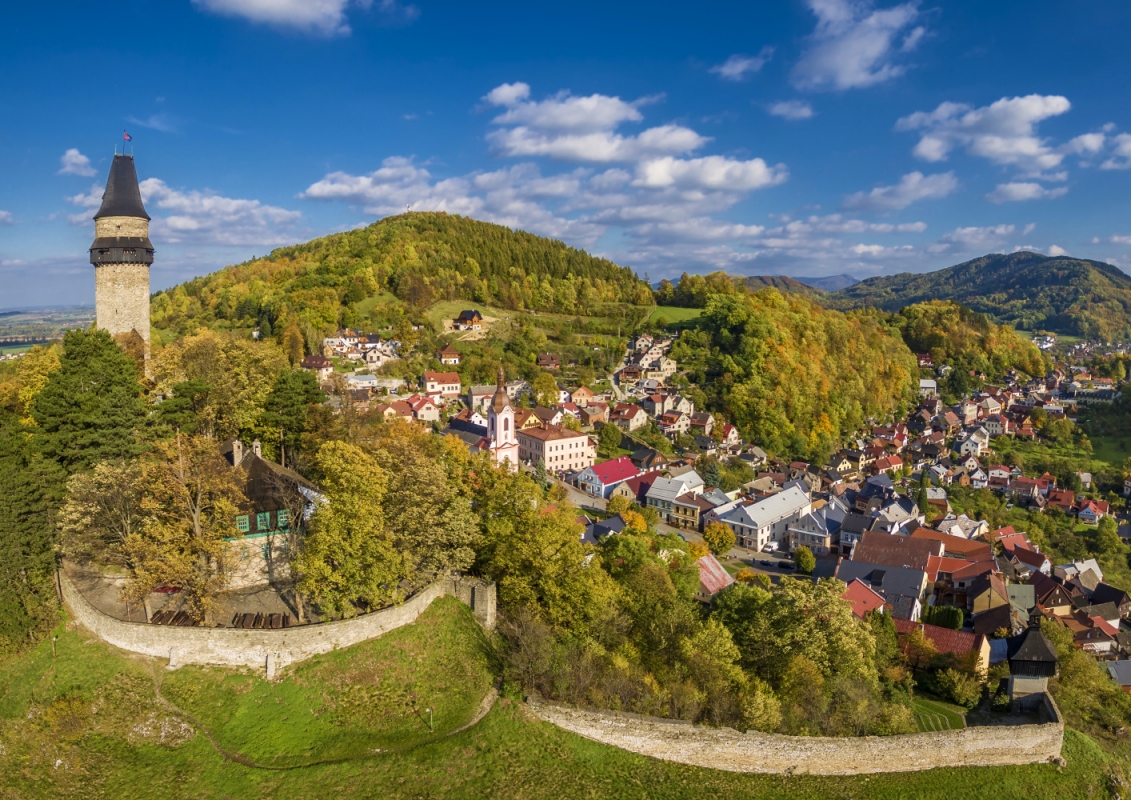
719,485,813,551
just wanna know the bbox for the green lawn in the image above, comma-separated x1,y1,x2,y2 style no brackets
1090,434,1131,470
354,292,402,316
912,697,966,732
650,305,704,324
0,601,1122,799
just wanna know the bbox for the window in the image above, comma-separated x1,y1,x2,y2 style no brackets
257,512,270,531
277,509,289,529
236,515,250,533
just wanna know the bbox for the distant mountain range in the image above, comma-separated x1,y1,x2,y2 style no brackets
743,273,859,295
822,252,1131,340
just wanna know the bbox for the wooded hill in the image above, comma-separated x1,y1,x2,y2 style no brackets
823,252,1131,340
741,275,829,301
150,212,653,337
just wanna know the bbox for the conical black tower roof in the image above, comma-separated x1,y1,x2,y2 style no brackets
94,154,150,221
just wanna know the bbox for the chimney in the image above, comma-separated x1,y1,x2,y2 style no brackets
231,439,244,467
252,439,262,458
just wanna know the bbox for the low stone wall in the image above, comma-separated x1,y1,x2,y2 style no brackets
527,695,1064,776
61,570,494,677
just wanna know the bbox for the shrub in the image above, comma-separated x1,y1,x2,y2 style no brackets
935,667,982,709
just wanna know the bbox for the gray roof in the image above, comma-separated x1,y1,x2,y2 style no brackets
646,475,700,504
1108,660,1131,687
94,155,150,220
721,485,810,530
1006,584,1036,613
835,560,928,601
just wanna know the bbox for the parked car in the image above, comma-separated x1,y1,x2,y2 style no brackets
777,560,795,570
758,560,773,567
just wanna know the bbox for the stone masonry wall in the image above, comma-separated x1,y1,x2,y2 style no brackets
61,570,495,676
94,262,151,343
95,216,149,238
527,696,1064,776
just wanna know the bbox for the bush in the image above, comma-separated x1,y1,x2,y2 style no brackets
921,605,964,630
794,546,816,575
935,668,982,709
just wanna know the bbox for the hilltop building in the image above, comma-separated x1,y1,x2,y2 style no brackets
89,154,153,355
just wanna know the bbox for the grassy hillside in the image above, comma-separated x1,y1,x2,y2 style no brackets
149,212,653,341
0,602,1119,799
825,252,1131,339
742,275,829,301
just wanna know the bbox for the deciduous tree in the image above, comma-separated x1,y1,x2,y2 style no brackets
703,521,736,557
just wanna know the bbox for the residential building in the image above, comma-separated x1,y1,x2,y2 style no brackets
695,554,734,604
436,344,461,366
517,425,594,474
536,353,561,369
610,403,648,431
454,309,483,331
719,485,812,551
300,355,333,381
645,473,705,524
576,457,639,498
842,579,887,619
422,370,461,399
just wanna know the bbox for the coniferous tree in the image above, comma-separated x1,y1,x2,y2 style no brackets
261,368,326,463
31,328,147,473
0,411,66,655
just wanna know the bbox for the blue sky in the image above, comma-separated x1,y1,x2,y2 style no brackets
4,0,1131,307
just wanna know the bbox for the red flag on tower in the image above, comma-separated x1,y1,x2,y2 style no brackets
123,131,132,142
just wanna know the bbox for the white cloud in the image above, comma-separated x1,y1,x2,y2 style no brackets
937,224,1015,250
66,178,301,246
126,113,180,133
1101,133,1131,170
191,0,415,35
483,83,713,163
1048,244,1068,256
0,211,12,225
985,182,1068,203
58,148,95,177
767,100,815,120
843,170,957,211
633,155,788,191
896,94,1072,172
1064,132,1106,155
710,47,775,81
791,0,925,91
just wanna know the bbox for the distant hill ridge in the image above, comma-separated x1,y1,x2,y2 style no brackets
824,252,1131,340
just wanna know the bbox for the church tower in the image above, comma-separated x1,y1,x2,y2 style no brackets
486,366,519,470
89,154,154,351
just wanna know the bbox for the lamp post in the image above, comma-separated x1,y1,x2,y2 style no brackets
425,707,433,733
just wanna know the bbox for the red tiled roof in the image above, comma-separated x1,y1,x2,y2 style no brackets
423,371,460,384
910,528,993,561
925,555,975,582
697,554,735,596
842,579,886,619
893,618,984,658
588,457,638,486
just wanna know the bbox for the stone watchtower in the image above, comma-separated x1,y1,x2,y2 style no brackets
89,154,154,351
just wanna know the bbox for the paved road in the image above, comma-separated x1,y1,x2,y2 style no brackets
607,373,625,401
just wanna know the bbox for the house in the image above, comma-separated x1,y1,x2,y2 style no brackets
850,531,943,571
1090,583,1131,619
466,384,496,412
672,492,716,531
222,438,322,589
576,457,639,498
435,344,461,366
580,403,609,427
919,379,937,398
454,309,483,331
1078,499,1111,525
658,411,690,437
532,406,564,427
968,573,1010,615
518,425,594,474
645,473,705,524
629,447,668,472
422,371,461,399
570,385,595,407
718,424,741,447
536,353,561,370
718,485,813,551
610,403,648,432
893,618,991,674
609,472,661,504
842,579,887,619
835,561,928,621
408,395,440,422
1107,661,1131,694
688,412,715,436
788,511,837,556
300,354,334,381
695,553,735,604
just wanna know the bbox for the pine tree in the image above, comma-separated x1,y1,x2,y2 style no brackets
261,369,326,463
0,411,65,655
31,328,147,473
